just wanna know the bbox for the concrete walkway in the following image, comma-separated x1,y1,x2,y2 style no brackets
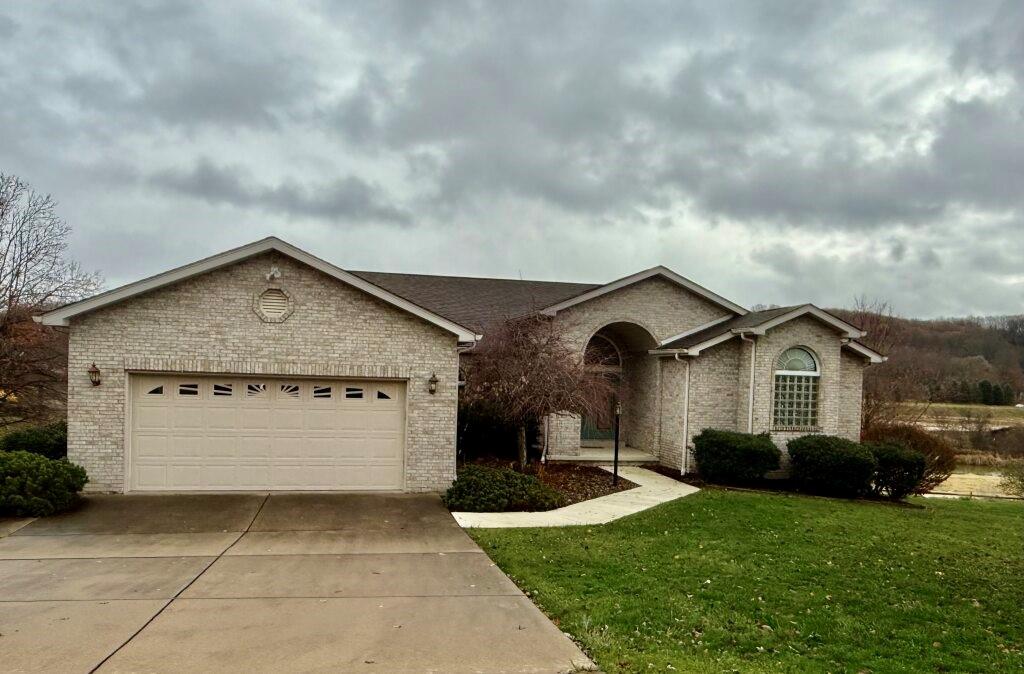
0,494,593,673
452,466,699,528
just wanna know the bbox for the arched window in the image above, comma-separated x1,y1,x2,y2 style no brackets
773,347,820,429
584,334,622,370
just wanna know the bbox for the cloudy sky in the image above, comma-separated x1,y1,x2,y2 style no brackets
1,1,1022,318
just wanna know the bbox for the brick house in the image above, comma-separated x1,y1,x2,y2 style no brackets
39,237,883,493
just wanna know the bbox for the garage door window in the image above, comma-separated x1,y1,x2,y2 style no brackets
345,387,364,399
146,385,164,396
376,390,391,400
178,383,199,396
313,385,332,399
280,384,301,399
246,383,267,398
213,383,233,396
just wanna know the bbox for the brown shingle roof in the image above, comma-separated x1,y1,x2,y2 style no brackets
348,271,600,333
660,305,801,349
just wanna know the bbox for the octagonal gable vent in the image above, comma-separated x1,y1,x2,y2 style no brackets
254,287,293,322
259,289,288,317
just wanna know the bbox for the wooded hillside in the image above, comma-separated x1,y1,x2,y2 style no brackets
831,309,1024,405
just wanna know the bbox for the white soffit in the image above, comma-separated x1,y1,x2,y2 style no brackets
37,237,481,343
539,266,748,317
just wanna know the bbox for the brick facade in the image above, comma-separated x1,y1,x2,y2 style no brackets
66,252,459,492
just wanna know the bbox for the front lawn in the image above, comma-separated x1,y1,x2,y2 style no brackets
469,490,1023,673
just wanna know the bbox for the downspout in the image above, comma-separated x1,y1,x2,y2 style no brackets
675,353,691,475
739,332,756,433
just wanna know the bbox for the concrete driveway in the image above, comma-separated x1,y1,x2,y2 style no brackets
0,494,592,673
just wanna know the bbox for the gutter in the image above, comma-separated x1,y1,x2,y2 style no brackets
676,353,691,475
738,331,757,433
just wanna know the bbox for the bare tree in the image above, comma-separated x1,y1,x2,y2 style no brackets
460,314,616,470
843,295,926,432
0,174,102,426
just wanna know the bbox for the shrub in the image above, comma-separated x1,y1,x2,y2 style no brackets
0,420,68,459
787,434,877,498
0,451,88,516
443,464,567,512
867,442,926,500
693,429,781,484
863,424,956,493
999,463,1024,498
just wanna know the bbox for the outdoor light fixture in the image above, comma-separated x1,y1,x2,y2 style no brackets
87,363,101,387
428,373,438,394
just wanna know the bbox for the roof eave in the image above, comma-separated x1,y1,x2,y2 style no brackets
539,265,748,317
37,236,481,342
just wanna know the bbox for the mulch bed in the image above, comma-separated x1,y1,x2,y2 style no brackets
469,457,637,505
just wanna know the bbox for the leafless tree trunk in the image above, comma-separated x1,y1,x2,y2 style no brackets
0,174,102,426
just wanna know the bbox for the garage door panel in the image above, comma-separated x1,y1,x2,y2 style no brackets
130,375,406,491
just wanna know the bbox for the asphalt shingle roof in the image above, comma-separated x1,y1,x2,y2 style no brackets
659,305,801,350
349,270,600,333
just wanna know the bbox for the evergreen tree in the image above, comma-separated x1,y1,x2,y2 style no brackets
992,385,1004,406
979,380,994,405
1002,384,1015,406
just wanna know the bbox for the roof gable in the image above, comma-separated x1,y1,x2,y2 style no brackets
652,303,885,363
38,237,481,342
538,265,748,317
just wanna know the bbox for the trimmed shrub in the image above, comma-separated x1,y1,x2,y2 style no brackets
443,465,567,512
0,451,88,516
0,421,68,459
693,429,781,484
863,424,956,493
867,442,926,500
787,434,877,498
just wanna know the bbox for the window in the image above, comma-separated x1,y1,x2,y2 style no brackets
773,347,820,429
146,385,164,396
213,383,233,397
376,390,391,400
178,383,199,396
246,383,267,398
280,384,300,399
313,385,332,399
345,387,364,399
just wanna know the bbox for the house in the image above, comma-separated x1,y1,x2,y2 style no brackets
38,237,884,493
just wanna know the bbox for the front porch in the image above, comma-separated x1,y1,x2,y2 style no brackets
547,444,658,465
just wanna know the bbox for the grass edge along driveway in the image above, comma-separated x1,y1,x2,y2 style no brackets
469,490,1023,673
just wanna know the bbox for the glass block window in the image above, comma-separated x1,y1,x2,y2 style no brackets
773,347,820,429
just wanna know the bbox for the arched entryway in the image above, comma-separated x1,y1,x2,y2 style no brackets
581,322,659,451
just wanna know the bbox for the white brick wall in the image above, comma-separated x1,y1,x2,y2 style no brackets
67,252,459,493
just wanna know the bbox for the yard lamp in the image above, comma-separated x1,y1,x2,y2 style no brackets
612,400,622,486
428,373,438,394
87,363,101,387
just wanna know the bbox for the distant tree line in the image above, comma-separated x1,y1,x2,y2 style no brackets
831,302,1024,409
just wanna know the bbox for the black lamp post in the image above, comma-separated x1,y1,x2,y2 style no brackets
612,400,621,486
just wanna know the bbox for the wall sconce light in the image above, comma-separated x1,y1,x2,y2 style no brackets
428,373,438,394
87,363,101,387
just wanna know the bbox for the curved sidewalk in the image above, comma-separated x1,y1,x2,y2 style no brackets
452,466,699,528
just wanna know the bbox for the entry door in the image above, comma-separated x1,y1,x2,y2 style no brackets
129,375,405,491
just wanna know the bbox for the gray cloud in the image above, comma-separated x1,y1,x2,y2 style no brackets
150,159,412,225
0,0,1021,317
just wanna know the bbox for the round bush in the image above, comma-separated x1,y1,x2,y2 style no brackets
0,451,88,516
787,434,877,498
0,420,67,459
693,429,781,484
867,442,926,500
862,424,956,494
443,465,567,512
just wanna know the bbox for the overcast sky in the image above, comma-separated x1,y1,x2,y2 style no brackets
2,1,1022,318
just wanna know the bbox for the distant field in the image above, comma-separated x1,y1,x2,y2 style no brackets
898,402,1024,427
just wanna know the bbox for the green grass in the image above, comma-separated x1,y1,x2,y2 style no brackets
469,490,1024,673
900,402,1024,425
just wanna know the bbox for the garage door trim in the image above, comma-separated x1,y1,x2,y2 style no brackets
124,372,408,492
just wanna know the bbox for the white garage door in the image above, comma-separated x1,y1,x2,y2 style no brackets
129,374,405,491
